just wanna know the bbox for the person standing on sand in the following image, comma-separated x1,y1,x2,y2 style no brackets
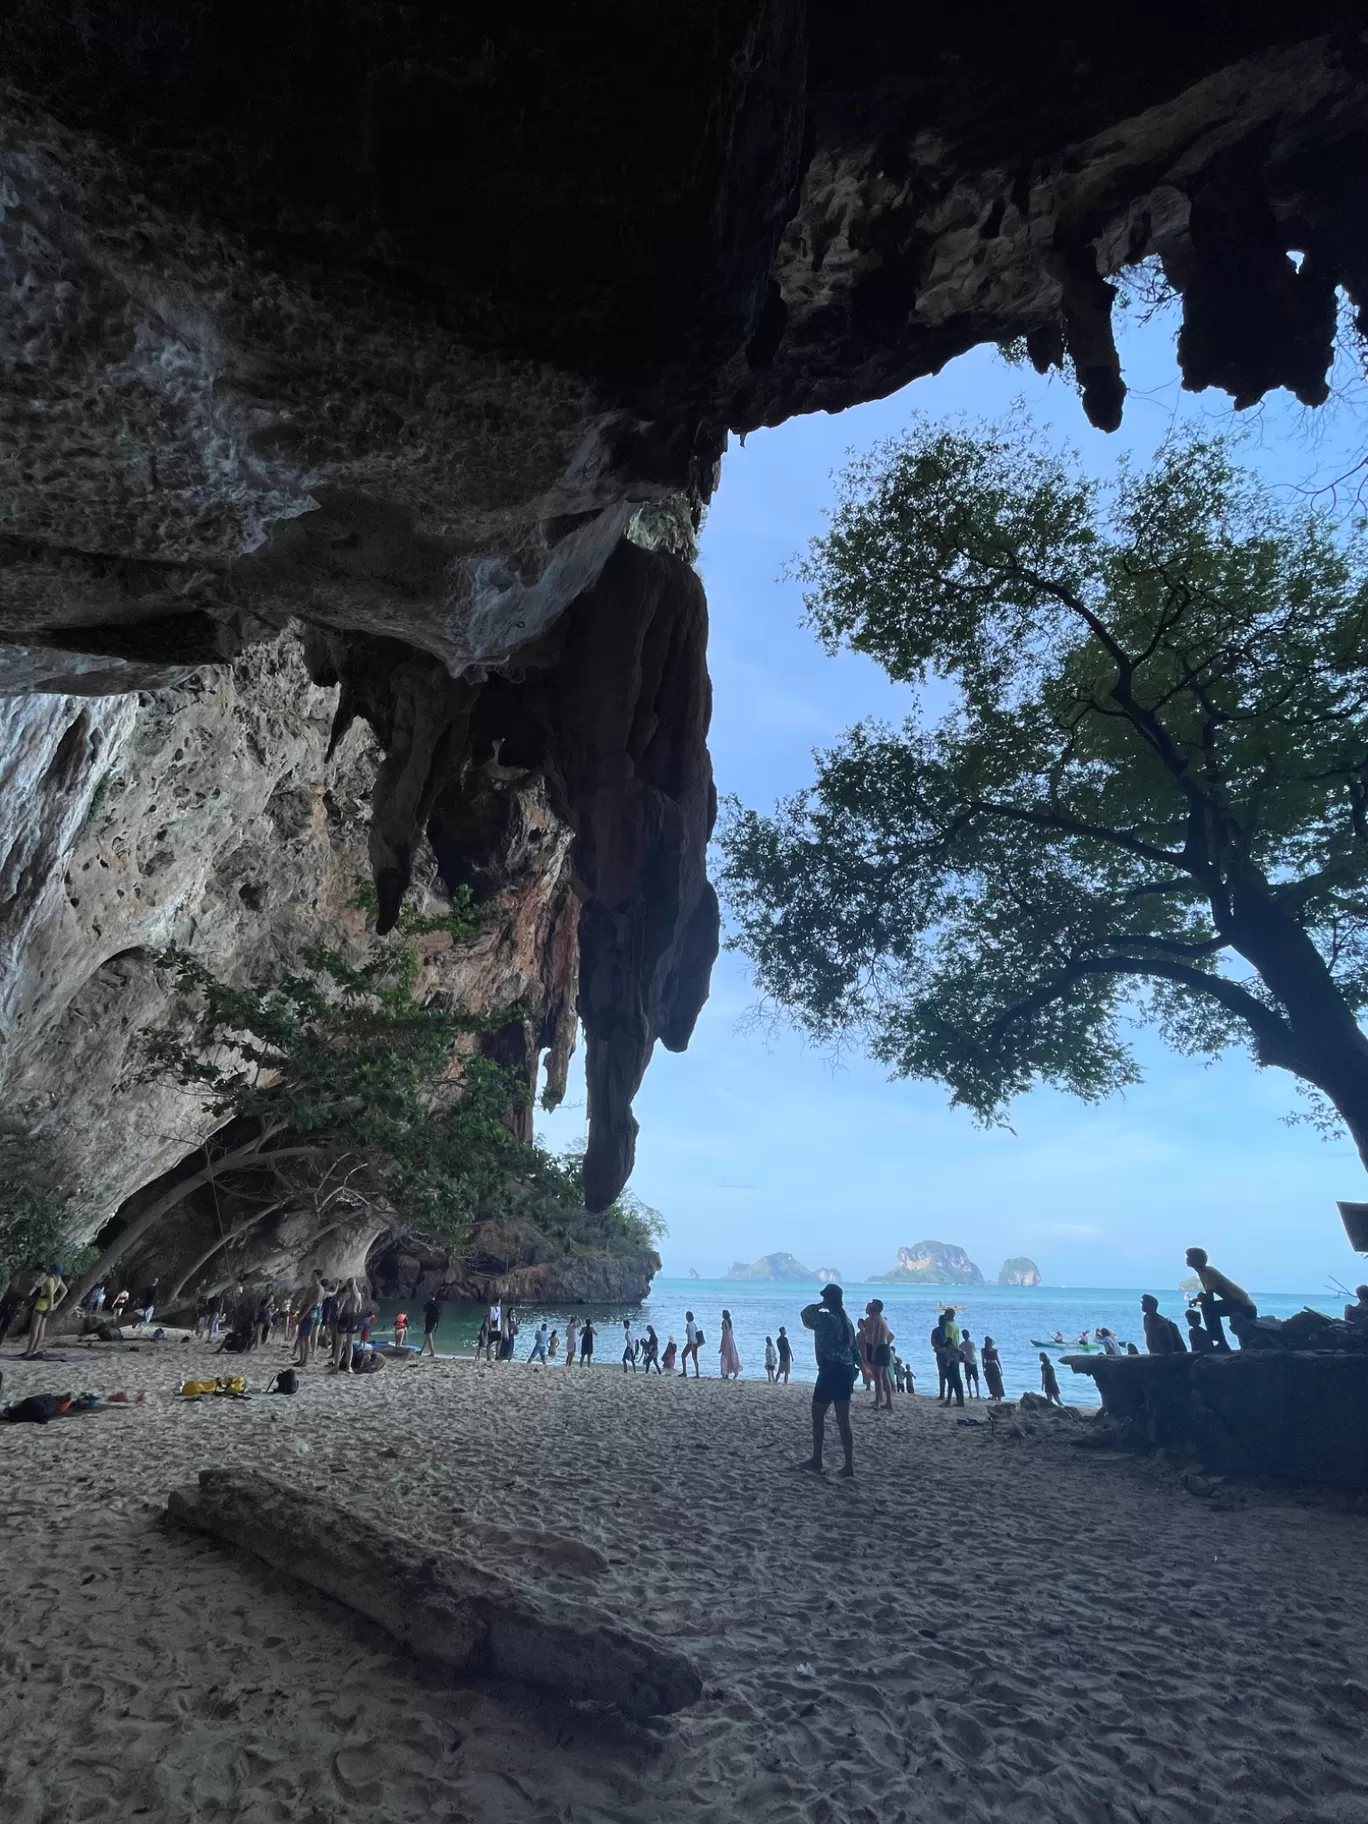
854,1313,872,1391
420,1294,442,1357
661,1334,678,1373
764,1335,778,1381
640,1324,661,1373
679,1311,701,1378
333,1279,363,1368
866,1299,895,1410
23,1264,68,1358
482,1299,501,1362
981,1336,1005,1400
579,1318,595,1365
564,1316,579,1367
930,1314,949,1401
528,1321,550,1364
960,1329,980,1396
719,1310,742,1379
292,1296,316,1367
940,1333,966,1408
622,1319,637,1372
799,1284,858,1478
776,1325,792,1383
1039,1352,1065,1405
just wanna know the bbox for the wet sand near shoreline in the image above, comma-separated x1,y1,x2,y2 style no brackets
2,1338,1366,1824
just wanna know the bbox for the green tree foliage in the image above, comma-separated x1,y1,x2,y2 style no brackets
0,1186,97,1287
70,893,576,1302
719,419,1368,1166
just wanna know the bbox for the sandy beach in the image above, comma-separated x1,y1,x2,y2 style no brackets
2,1338,1366,1824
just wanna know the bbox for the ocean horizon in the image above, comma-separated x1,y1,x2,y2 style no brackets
376,1275,1342,1405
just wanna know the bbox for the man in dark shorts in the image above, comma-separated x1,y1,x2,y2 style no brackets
421,1294,442,1357
775,1325,792,1384
798,1285,858,1477
866,1298,895,1410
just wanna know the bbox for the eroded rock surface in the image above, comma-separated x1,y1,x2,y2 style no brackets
0,638,580,1262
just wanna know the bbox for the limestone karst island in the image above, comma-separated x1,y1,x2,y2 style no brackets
3,11,1368,1823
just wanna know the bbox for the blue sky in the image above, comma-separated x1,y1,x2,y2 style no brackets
540,301,1368,1295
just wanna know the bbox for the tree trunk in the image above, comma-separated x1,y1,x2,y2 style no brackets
66,1128,325,1308
163,1196,292,1310
1222,882,1368,1171
168,1466,702,1716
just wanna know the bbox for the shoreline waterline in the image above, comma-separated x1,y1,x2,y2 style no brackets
376,1277,1337,1405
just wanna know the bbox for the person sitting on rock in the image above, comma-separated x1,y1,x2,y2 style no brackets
1184,1248,1257,1350
1344,1285,1368,1326
1184,1309,1218,1353
1141,1294,1187,1354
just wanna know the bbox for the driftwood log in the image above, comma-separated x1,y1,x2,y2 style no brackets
167,1467,701,1716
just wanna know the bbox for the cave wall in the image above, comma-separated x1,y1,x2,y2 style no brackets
4,6,1368,1229
0,637,580,1255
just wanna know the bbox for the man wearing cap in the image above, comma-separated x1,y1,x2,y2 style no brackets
798,1284,858,1478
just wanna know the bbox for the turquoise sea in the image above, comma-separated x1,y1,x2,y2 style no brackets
374,1277,1338,1405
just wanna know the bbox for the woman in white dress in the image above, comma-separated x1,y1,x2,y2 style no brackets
719,1309,743,1380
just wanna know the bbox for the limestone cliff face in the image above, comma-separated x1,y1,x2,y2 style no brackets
0,637,579,1277
3,7,1368,1237
999,1257,1043,1287
871,1241,986,1286
369,1223,659,1311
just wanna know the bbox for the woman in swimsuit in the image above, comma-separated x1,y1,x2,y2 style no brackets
23,1264,68,1358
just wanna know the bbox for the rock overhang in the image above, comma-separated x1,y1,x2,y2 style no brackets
2,5,1368,1207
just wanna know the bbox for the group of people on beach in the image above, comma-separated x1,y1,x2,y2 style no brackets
0,1267,164,1358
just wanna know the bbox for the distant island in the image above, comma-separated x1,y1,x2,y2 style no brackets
869,1240,985,1286
998,1256,1042,1286
727,1251,828,1282
815,1266,842,1284
687,1268,701,1280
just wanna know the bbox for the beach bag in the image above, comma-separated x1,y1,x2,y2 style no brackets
270,1369,299,1394
178,1379,221,1398
695,1328,705,1345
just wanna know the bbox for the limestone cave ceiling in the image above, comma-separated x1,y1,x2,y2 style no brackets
2,3,1367,1206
